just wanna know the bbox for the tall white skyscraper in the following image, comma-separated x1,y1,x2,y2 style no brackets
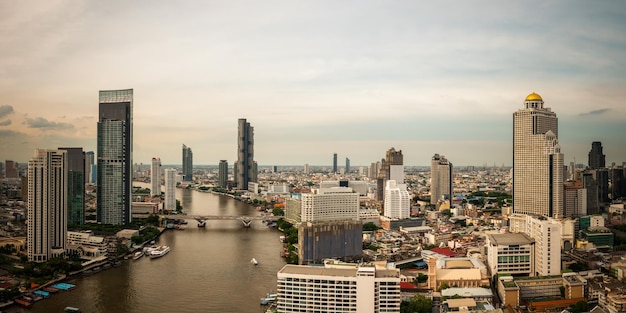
164,168,176,211
384,180,410,219
513,92,564,218
151,157,161,197
509,214,561,276
27,149,68,262
430,154,453,204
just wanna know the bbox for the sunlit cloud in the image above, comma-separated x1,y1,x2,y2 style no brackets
24,117,74,130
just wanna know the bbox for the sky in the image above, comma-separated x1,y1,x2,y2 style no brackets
1,1,625,167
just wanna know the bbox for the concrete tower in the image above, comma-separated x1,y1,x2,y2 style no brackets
151,157,161,196
218,160,228,189
182,144,193,182
164,168,176,211
588,141,605,169
376,148,403,202
97,89,133,225
430,154,453,205
513,92,564,218
236,118,257,189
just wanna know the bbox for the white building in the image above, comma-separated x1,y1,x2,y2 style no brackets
150,157,161,196
486,233,535,277
164,168,176,211
67,231,107,259
384,180,410,219
509,214,562,276
513,92,564,218
276,261,401,313
299,187,359,222
28,149,68,262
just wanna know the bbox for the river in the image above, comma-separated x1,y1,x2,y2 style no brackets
11,184,286,313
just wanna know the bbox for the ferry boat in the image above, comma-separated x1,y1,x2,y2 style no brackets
150,246,170,259
133,250,144,260
251,258,258,265
64,306,81,313
260,293,278,305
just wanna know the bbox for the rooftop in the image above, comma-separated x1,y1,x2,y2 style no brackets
488,232,534,245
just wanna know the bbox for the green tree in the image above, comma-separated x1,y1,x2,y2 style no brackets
363,222,381,232
569,300,588,313
400,294,432,313
272,208,285,216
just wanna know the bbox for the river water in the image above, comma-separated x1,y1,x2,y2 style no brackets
12,184,285,313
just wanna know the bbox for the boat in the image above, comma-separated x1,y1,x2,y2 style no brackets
133,250,144,260
150,246,170,259
251,258,258,265
64,307,81,313
260,293,278,305
14,298,32,308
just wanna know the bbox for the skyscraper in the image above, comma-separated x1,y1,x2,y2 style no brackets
333,153,338,174
513,92,563,218
182,144,193,182
218,160,228,189
235,118,257,189
376,148,403,202
84,151,95,183
151,157,161,196
28,149,67,262
5,160,17,178
59,147,85,225
384,180,410,219
97,88,133,225
588,141,605,169
164,168,176,211
345,157,350,174
430,154,453,205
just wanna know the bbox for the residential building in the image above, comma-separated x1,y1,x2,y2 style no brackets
97,88,133,225
345,157,350,174
164,168,176,211
151,157,161,196
276,261,401,313
27,149,67,262
564,180,587,217
383,180,410,219
298,187,359,222
376,148,403,202
509,214,562,276
333,153,337,173
431,153,453,205
235,118,257,189
59,147,85,225
5,160,17,178
298,220,363,264
182,144,193,182
486,233,535,277
85,151,95,183
218,160,228,189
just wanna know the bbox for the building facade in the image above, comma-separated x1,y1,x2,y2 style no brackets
383,180,410,219
151,157,161,196
333,153,338,173
509,214,562,276
431,153,453,205
513,92,564,218
97,89,133,225
235,118,257,189
218,160,228,189
486,233,535,277
376,148,403,202
58,147,85,225
588,141,605,169
164,168,176,211
182,144,193,182
299,188,359,222
298,220,363,265
27,149,68,262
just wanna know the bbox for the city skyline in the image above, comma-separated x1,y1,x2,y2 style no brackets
1,1,626,166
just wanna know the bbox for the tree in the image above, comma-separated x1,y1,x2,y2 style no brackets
272,208,285,216
569,300,588,313
176,199,183,212
401,294,432,313
363,222,381,232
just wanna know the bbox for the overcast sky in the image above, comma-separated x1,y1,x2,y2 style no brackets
1,1,625,167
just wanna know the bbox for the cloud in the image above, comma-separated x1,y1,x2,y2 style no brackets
24,117,74,129
579,108,610,116
0,119,11,126
0,105,14,118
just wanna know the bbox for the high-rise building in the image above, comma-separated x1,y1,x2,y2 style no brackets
333,153,338,173
588,141,605,169
5,160,17,178
384,180,410,219
610,167,625,200
151,157,161,196
85,151,95,184
430,153,453,205
298,188,359,222
97,88,133,225
28,149,67,262
235,118,257,189
218,160,228,189
582,171,600,214
277,261,401,313
298,220,363,265
303,163,309,175
182,144,193,182
513,92,564,218
376,148,403,202
59,147,85,225
564,180,587,217
164,168,176,211
508,214,562,276
345,157,350,174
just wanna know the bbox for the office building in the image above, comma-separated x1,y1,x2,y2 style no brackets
182,144,193,182
151,157,161,196
235,118,257,189
85,151,95,183
59,147,85,225
376,148,403,202
486,233,535,277
610,167,625,200
345,157,350,174
97,88,133,225
588,141,606,169
298,220,363,265
513,92,564,218
277,261,401,313
383,180,410,219
333,153,338,173
564,180,587,217
218,160,228,189
164,168,176,211
5,160,17,178
509,214,561,276
27,149,67,262
299,188,359,222
431,153,453,205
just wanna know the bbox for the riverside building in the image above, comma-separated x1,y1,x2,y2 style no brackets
151,157,161,196
235,118,257,189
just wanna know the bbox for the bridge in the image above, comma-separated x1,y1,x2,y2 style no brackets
160,214,280,227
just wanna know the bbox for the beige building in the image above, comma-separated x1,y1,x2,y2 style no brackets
513,92,563,218
486,233,535,277
508,214,562,276
427,257,489,290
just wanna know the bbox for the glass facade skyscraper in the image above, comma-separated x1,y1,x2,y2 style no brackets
97,89,133,225
235,118,257,189
59,147,85,225
182,145,193,182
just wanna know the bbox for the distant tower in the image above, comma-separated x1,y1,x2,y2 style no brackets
84,151,95,183
513,92,563,218
384,180,410,219
28,149,67,262
97,88,133,225
376,148,403,202
588,141,605,169
151,157,161,196
58,147,85,225
236,118,257,189
333,153,338,174
218,160,228,189
5,160,17,178
164,168,176,211
345,157,350,174
303,164,309,175
182,145,193,182
430,154,453,204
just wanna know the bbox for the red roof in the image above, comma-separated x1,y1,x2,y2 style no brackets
400,282,418,290
430,247,457,257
